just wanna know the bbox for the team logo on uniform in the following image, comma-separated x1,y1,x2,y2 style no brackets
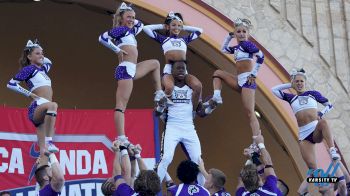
187,185,199,195
173,89,190,103
171,40,182,47
175,90,187,99
249,193,260,196
298,96,309,105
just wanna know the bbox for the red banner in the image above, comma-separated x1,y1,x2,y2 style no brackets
0,106,159,195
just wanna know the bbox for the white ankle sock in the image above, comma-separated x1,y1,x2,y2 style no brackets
213,90,221,97
329,147,336,152
45,137,53,143
118,135,127,141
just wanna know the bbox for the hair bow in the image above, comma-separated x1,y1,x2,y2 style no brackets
234,18,251,28
168,11,182,22
25,40,42,50
119,2,133,11
290,68,306,76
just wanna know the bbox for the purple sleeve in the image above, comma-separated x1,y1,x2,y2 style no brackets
39,184,60,196
262,175,278,192
108,26,129,39
235,187,245,196
154,33,167,44
113,183,135,196
183,31,201,44
13,66,35,81
239,41,259,54
282,93,295,103
309,91,329,104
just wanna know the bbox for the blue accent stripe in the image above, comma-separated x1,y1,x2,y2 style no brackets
100,34,109,43
8,82,16,86
153,112,161,163
279,90,284,98
339,176,345,181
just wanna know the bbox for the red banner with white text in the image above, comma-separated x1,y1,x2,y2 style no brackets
0,106,159,195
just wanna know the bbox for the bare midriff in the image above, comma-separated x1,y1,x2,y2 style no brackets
236,59,253,75
165,50,186,64
32,86,53,101
118,45,138,64
295,108,318,127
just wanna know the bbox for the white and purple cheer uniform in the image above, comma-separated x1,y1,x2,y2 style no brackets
221,35,264,90
99,20,143,80
143,24,202,74
37,184,60,196
7,58,52,127
157,85,205,185
168,183,210,196
272,83,333,143
236,175,278,196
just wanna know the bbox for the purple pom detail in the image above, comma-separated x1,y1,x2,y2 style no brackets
242,81,257,89
14,65,36,81
239,41,259,54
28,101,41,127
115,66,133,80
108,26,130,39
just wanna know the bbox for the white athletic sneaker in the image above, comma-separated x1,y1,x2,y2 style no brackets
203,101,214,115
154,90,166,102
212,95,223,104
248,143,260,154
156,105,166,113
117,136,130,146
203,101,215,115
203,95,223,114
329,147,341,160
47,141,59,153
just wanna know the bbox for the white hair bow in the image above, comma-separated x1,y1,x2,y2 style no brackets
290,68,298,76
168,11,182,22
234,18,250,28
119,2,133,11
290,68,306,77
25,40,42,50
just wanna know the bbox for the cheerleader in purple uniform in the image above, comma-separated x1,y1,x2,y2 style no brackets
205,18,264,142
143,11,203,110
99,2,166,144
272,68,342,194
7,40,59,160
